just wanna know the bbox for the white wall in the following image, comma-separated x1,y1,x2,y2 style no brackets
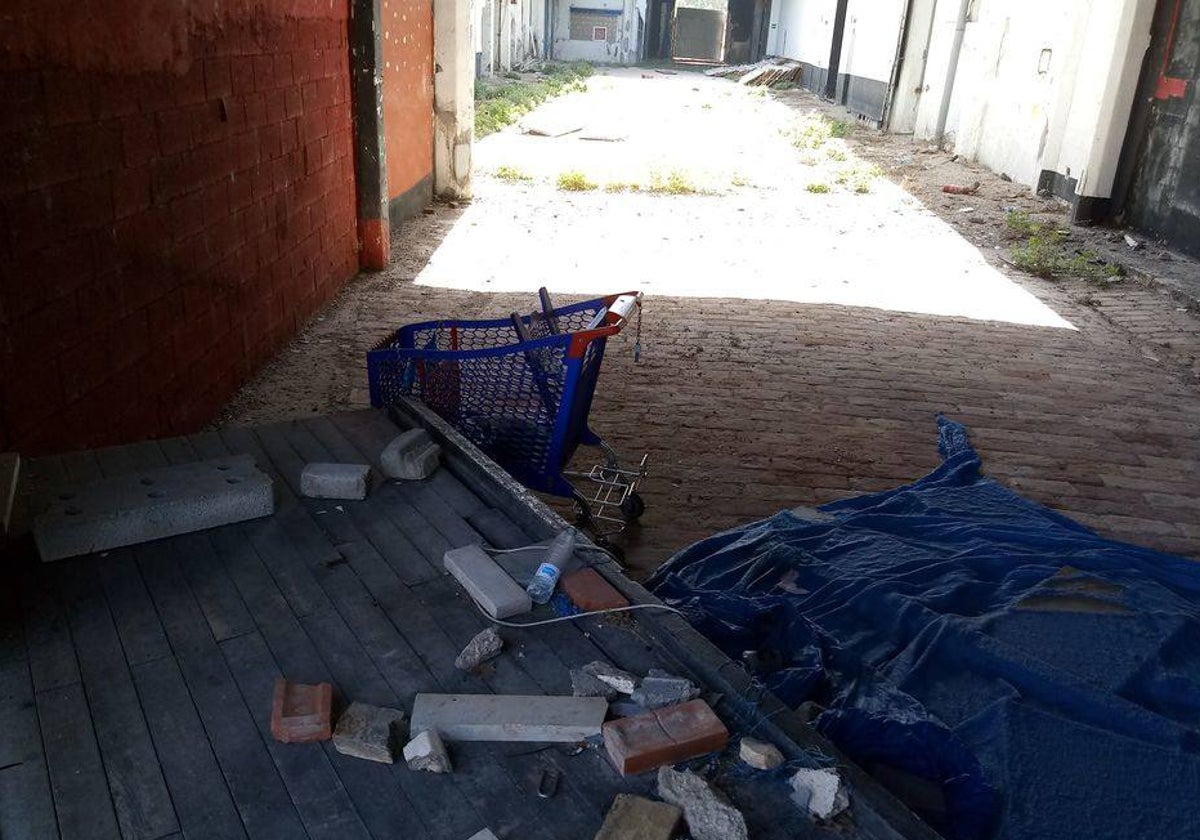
473,0,545,73
840,0,907,84
552,0,642,63
767,0,834,67
913,0,1155,197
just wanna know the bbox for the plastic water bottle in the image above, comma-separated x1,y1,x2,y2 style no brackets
526,528,577,604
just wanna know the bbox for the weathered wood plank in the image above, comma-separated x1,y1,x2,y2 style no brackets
0,656,58,840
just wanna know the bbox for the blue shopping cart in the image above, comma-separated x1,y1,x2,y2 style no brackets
367,288,647,538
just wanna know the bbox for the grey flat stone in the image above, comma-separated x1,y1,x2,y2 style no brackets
409,694,607,742
465,830,498,840
455,627,503,671
631,671,700,709
332,702,406,763
444,544,532,619
301,462,371,500
570,668,619,700
0,452,18,537
380,429,441,480
34,455,274,562
404,729,453,773
656,768,748,840
582,661,638,694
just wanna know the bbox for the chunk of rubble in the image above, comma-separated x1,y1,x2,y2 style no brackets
656,767,748,840
790,767,850,820
380,429,441,480
404,729,453,773
739,737,784,770
630,669,700,709
455,627,503,671
582,661,638,694
570,668,619,700
332,702,406,763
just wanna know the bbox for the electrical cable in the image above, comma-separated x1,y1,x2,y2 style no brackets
470,596,685,628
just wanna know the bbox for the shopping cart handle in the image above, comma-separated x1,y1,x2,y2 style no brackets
608,293,641,323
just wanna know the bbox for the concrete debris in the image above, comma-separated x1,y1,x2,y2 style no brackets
582,661,638,694
656,767,749,840
630,669,700,709
790,767,850,820
739,737,784,770
301,462,371,500
34,454,274,562
409,693,607,742
465,831,499,840
570,668,619,700
380,429,441,480
444,544,532,619
271,678,333,743
595,794,682,840
1124,233,1143,250
404,729,453,773
332,702,406,763
797,700,825,723
456,627,504,671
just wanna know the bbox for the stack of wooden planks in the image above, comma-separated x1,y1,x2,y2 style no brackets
705,58,803,87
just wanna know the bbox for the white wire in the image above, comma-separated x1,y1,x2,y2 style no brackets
471,597,685,627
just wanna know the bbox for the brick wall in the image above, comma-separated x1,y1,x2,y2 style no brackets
0,1,360,456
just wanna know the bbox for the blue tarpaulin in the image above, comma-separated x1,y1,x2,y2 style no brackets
647,417,1200,840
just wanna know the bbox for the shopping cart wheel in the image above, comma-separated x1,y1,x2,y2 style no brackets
619,493,646,522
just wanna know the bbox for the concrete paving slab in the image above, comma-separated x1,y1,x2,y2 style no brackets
443,544,532,619
409,693,607,742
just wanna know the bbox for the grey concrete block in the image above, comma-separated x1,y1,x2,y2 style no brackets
300,462,371,500
657,768,748,840
404,729,453,773
455,627,503,671
380,429,441,480
34,455,274,562
409,693,607,742
443,544,531,619
0,452,18,537
332,702,406,763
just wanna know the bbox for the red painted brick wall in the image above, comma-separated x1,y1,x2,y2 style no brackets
0,1,359,455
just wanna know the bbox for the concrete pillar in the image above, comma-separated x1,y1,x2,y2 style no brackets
350,0,390,268
435,0,475,199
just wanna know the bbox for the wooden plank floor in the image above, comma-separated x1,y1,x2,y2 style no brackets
0,409,828,840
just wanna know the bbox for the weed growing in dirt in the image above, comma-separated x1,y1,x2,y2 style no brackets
557,170,597,191
604,181,641,193
474,62,593,137
834,162,882,193
806,183,831,194
648,170,699,195
494,165,532,182
829,120,854,138
730,173,749,187
825,145,847,162
1005,211,1122,281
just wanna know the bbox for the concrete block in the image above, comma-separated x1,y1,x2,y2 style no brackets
34,455,273,562
631,670,700,710
603,699,728,775
561,567,628,611
0,452,18,537
271,678,333,743
582,661,637,694
595,794,682,840
404,729,453,773
790,768,849,820
739,737,784,770
656,768,748,840
409,693,607,742
444,544,531,619
301,462,371,500
455,627,503,671
381,429,441,480
332,702,406,763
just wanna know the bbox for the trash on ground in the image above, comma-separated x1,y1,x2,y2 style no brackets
941,182,980,195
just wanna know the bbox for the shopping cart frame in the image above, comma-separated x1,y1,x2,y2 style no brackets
366,289,646,537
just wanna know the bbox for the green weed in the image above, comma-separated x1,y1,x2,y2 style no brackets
494,165,532,182
805,183,831,194
1005,211,1122,281
474,63,593,137
557,170,596,191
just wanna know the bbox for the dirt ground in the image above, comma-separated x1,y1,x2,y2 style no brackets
222,67,1200,578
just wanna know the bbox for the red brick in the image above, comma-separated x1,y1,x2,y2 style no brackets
654,700,729,756
561,567,629,611
603,700,728,776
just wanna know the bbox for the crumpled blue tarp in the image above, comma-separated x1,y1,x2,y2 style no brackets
647,417,1200,840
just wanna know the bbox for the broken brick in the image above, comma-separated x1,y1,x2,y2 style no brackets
560,567,629,611
270,677,333,743
603,698,729,775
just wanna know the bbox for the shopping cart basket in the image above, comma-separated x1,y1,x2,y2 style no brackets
367,288,647,540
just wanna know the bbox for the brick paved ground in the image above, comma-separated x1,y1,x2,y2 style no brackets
223,72,1200,577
